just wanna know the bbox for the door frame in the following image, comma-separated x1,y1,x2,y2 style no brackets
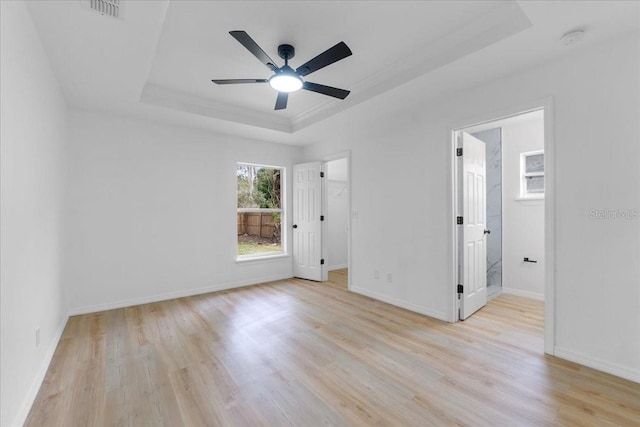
321,151,352,288
448,97,555,355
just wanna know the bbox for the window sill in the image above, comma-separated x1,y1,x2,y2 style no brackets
236,253,290,264
516,197,544,206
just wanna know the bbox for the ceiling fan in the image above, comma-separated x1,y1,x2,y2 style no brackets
212,31,352,110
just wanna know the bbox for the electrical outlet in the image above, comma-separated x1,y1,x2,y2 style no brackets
387,273,393,283
35,328,40,347
373,270,379,279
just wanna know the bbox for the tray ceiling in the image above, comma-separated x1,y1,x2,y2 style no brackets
24,1,640,141
141,1,530,132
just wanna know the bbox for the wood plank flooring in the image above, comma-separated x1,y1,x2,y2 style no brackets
26,270,640,426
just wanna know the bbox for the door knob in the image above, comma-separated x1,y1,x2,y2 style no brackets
293,224,298,229
484,229,491,234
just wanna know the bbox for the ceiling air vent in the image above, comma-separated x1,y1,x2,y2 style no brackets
90,0,120,18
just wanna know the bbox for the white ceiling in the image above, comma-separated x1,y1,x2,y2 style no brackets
25,1,640,145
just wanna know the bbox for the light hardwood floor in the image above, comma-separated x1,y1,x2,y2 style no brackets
26,270,640,426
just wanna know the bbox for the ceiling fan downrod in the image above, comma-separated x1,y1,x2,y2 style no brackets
277,44,295,66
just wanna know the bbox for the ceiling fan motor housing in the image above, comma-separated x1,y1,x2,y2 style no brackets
278,44,295,61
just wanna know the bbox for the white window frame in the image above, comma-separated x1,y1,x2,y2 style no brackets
236,163,286,261
520,150,544,199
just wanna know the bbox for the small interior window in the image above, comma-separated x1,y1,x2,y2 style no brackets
521,151,544,198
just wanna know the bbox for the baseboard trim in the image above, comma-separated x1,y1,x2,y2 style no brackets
487,288,503,301
554,346,640,384
502,287,544,301
13,312,69,427
69,274,293,316
328,264,348,271
351,286,447,321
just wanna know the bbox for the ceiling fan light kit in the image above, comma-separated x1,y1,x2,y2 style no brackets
212,31,352,110
269,67,303,93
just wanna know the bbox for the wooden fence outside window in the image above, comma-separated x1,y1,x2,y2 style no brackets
237,212,280,241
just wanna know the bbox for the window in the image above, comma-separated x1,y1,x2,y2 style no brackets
237,163,284,258
521,150,544,198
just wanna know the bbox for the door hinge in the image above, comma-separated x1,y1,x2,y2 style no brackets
456,216,463,225
456,148,463,156
320,215,325,221
457,284,463,294
320,171,325,178
320,259,325,265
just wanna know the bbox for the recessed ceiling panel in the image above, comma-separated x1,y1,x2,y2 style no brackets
143,0,532,132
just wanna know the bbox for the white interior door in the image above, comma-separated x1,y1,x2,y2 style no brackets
460,132,487,319
293,162,323,281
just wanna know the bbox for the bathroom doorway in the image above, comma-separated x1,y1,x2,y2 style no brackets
454,108,546,318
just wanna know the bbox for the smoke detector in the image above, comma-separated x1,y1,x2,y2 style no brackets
560,30,585,46
89,0,120,18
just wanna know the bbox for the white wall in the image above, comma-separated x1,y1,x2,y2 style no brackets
0,2,69,426
326,158,349,269
64,111,302,313
303,32,640,382
502,116,545,299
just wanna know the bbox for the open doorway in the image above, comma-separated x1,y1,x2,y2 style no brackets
454,109,546,320
292,153,351,286
323,154,350,289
